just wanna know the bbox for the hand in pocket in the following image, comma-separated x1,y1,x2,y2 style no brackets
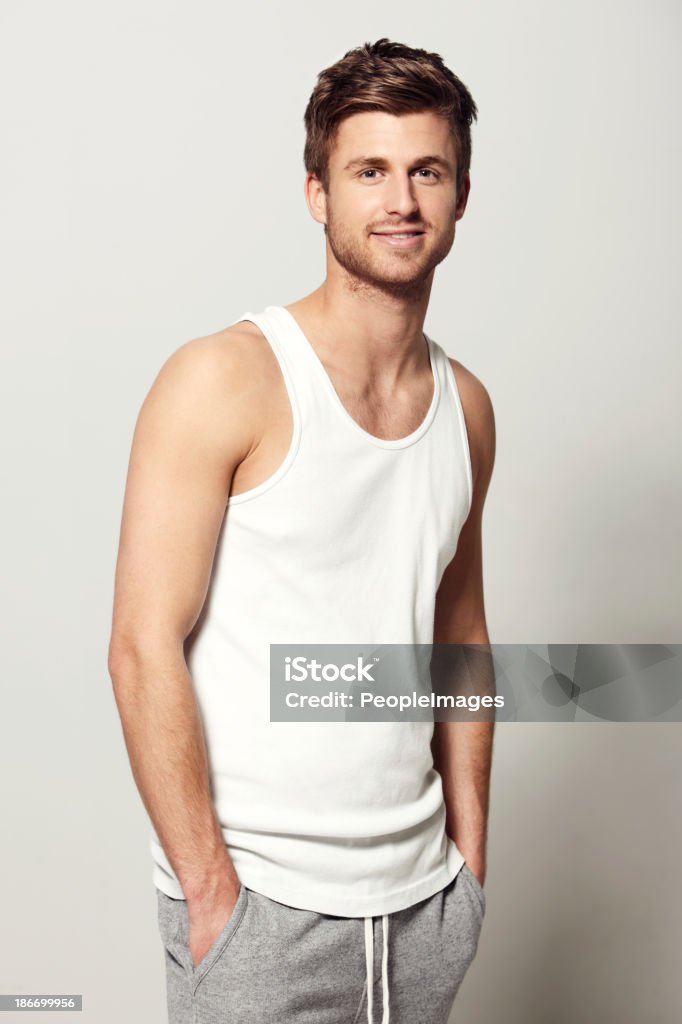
187,882,242,970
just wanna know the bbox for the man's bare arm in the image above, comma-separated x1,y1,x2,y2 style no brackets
107,327,266,964
431,360,497,887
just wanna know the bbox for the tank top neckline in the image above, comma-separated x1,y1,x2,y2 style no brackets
270,305,441,451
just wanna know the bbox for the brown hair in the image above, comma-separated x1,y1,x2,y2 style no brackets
303,38,478,197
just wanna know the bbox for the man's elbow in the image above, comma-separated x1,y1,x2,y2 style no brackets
107,632,179,692
107,636,139,694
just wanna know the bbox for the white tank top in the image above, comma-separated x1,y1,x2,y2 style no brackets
150,304,473,917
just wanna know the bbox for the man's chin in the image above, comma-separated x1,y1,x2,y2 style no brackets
350,270,433,300
366,261,432,288
328,241,435,292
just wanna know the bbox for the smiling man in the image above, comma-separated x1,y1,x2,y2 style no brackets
108,37,495,1024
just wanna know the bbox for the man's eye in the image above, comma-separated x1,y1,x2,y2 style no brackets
359,168,439,180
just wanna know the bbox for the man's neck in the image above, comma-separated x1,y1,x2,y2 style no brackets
288,278,433,388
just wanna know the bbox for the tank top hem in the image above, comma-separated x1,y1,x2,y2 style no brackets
151,836,465,917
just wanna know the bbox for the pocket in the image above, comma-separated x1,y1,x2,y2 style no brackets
440,867,484,983
158,883,249,988
461,863,486,916
156,888,185,948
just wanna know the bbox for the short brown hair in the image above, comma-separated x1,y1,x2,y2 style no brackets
303,38,478,197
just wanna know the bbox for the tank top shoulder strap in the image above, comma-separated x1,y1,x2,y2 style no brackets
425,333,474,509
228,305,333,425
423,333,449,394
229,304,322,419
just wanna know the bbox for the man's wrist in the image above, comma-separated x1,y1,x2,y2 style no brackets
179,846,239,905
455,840,487,885
464,859,486,886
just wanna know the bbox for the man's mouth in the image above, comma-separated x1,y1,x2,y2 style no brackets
370,230,426,248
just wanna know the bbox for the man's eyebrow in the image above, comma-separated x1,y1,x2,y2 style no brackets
343,155,454,173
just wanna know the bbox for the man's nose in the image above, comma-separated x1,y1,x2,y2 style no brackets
382,175,420,218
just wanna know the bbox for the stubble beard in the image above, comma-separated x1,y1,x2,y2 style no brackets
324,202,456,303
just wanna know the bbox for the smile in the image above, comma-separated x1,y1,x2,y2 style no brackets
371,232,426,249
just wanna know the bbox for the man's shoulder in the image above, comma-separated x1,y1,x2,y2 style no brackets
154,318,282,406
138,319,282,457
170,318,274,374
447,356,490,404
447,357,496,490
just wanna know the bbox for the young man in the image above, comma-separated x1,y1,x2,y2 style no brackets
108,38,496,1024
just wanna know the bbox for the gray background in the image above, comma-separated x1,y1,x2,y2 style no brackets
1,0,681,1021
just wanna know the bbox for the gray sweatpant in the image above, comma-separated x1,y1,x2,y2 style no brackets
156,864,486,1024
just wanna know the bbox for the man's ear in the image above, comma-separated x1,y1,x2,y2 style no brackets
455,172,471,222
304,172,327,227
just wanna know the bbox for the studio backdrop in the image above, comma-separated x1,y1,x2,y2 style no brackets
1,1,680,1022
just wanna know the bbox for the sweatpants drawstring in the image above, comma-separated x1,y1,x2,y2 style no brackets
363,913,390,1023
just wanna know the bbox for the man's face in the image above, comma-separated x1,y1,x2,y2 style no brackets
310,110,468,299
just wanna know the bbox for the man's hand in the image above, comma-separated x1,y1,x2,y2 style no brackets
186,876,242,969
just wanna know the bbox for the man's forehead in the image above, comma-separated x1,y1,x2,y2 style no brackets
331,110,455,162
